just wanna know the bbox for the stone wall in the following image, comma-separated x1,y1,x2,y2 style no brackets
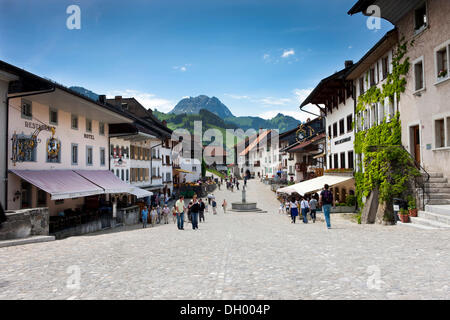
0,207,49,240
117,205,140,225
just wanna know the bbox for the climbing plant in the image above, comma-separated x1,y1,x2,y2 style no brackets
354,38,421,218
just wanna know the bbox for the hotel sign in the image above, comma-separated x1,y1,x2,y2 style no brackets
335,137,351,145
84,133,95,140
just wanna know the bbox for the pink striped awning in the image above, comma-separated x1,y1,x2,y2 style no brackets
74,170,134,194
10,170,104,200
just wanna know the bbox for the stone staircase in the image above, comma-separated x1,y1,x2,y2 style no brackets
422,172,450,205
410,172,450,229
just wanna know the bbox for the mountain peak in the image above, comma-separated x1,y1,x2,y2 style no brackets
170,95,234,118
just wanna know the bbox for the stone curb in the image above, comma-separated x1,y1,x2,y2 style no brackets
0,235,55,248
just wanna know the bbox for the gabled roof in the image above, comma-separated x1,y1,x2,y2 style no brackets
0,60,134,121
300,66,352,108
348,0,424,25
346,28,398,80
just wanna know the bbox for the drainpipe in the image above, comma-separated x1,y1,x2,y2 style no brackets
4,87,55,210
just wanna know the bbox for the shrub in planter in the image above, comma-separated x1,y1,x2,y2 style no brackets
399,208,410,223
407,195,418,217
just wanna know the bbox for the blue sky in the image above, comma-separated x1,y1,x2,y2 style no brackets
0,0,393,121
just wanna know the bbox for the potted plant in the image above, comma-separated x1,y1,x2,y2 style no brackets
407,196,418,217
399,208,410,223
438,68,448,79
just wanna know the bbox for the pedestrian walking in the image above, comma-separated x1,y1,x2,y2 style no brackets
309,195,318,223
212,199,217,214
290,197,299,223
300,197,310,224
150,206,157,227
236,180,240,190
199,198,206,223
162,204,170,224
222,199,228,213
172,206,177,224
175,196,185,230
279,202,285,214
187,201,193,223
156,205,161,224
141,205,149,228
244,177,247,187
319,184,333,229
190,194,200,230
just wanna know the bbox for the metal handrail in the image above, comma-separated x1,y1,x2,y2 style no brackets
367,145,430,210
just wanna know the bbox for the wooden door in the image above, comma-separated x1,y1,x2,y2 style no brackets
413,126,420,164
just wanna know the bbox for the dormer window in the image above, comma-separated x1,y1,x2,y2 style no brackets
414,2,427,33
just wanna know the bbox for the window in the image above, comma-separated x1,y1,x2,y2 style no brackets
382,56,389,80
37,189,47,207
328,125,332,138
21,99,32,119
192,166,197,172
369,68,376,87
16,135,36,162
126,169,129,182
435,119,445,148
414,58,425,91
333,154,338,169
99,122,105,135
340,152,346,169
328,155,332,170
436,44,449,81
71,144,78,165
86,118,92,132
86,146,93,166
333,122,338,138
100,147,106,166
121,169,124,181
166,172,171,182
414,2,427,33
348,151,354,170
359,77,365,96
339,119,345,135
71,115,78,129
347,114,353,132
49,108,58,125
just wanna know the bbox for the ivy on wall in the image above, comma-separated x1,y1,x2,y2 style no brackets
354,38,420,215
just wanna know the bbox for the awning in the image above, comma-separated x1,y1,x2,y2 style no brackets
129,187,153,199
276,175,354,196
74,170,134,194
175,168,193,174
10,170,104,200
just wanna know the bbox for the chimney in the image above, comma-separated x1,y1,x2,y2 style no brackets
98,95,106,104
345,60,354,68
114,96,122,107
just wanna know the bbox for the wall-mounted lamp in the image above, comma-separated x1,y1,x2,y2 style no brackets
13,190,21,202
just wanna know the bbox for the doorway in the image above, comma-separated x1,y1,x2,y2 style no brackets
410,125,421,165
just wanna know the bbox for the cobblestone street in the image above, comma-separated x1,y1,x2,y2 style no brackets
1,179,449,300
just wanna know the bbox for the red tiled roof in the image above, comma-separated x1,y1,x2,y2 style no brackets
288,133,325,152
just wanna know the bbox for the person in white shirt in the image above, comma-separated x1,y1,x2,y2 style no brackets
290,198,299,223
300,197,310,224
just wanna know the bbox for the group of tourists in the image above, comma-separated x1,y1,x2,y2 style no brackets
140,203,171,228
280,184,334,229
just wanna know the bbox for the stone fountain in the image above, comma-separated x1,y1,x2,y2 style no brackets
230,186,265,212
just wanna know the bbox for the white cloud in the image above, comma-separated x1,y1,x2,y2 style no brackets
293,88,313,104
173,64,191,72
259,97,292,106
281,49,295,58
106,89,175,113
